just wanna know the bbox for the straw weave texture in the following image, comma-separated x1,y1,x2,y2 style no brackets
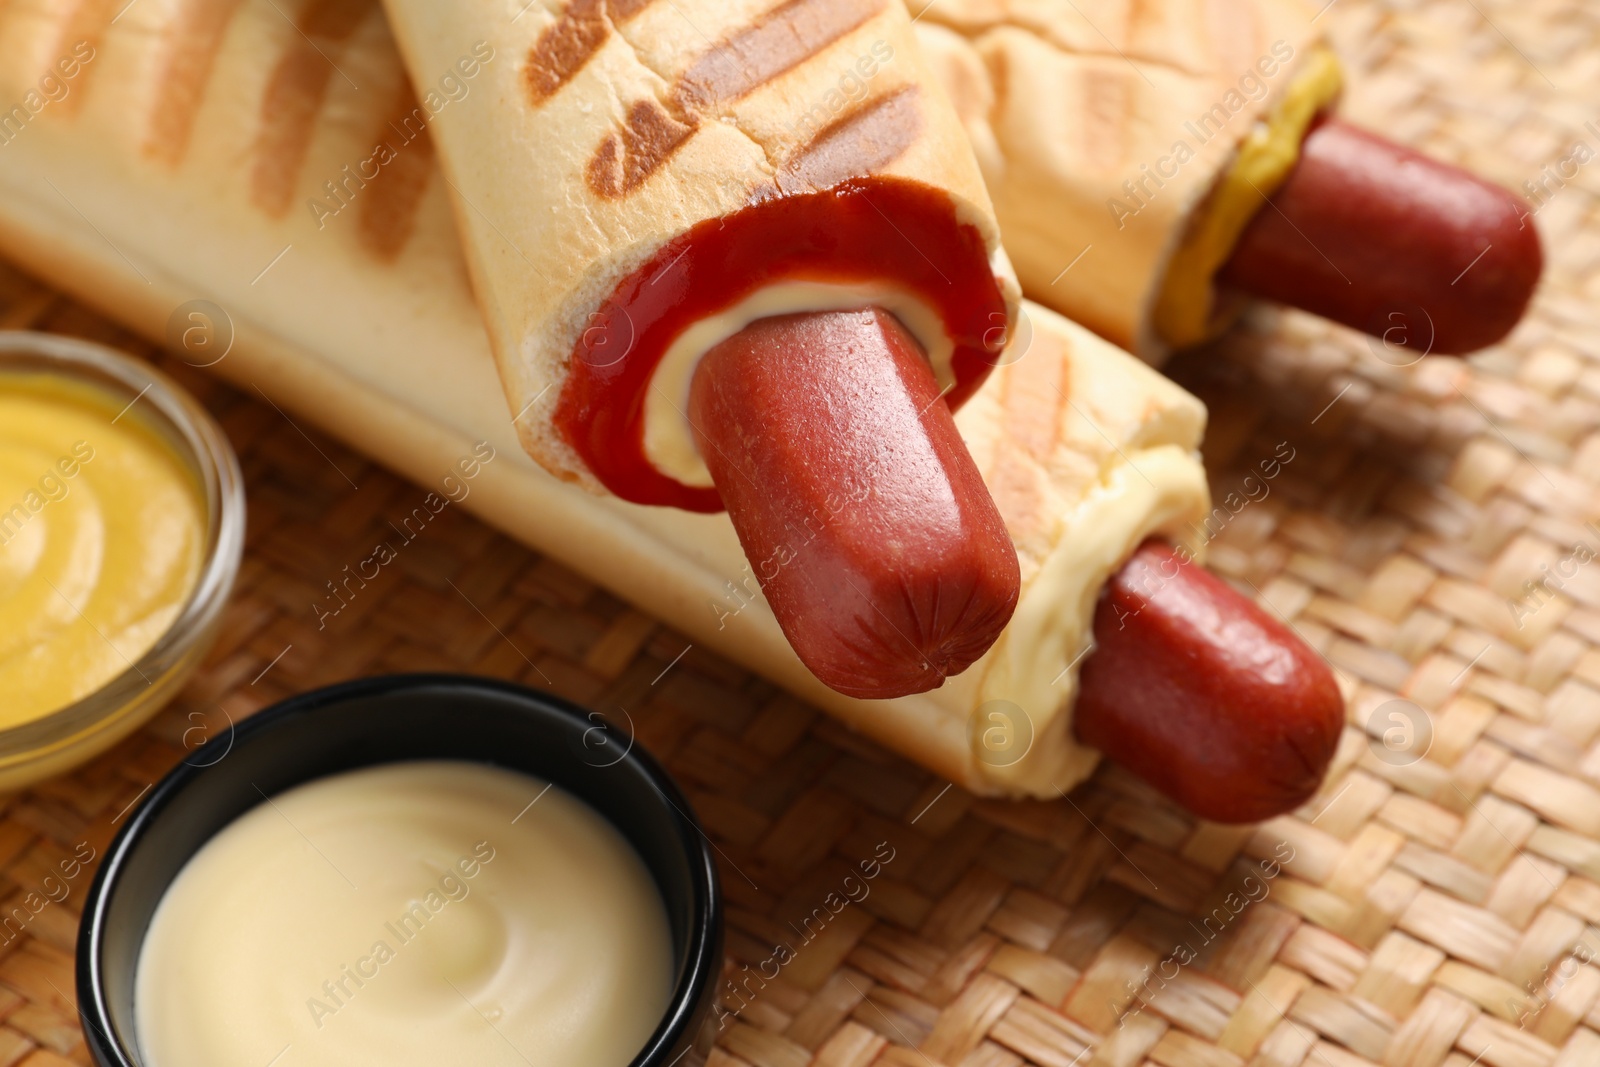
0,0,1596,1064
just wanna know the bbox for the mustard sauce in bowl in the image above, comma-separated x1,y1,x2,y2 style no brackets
0,376,205,725
0,332,242,787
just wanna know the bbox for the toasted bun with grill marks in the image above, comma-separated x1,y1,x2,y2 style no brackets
379,0,1017,490
912,0,1326,358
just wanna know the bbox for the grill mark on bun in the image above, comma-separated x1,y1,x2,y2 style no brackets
1004,332,1068,464
985,333,1069,547
1124,0,1151,55
1081,66,1129,174
53,0,117,114
584,0,885,199
586,97,694,198
932,36,991,131
779,85,920,193
250,0,373,217
144,0,245,165
983,447,1040,552
524,0,657,103
359,85,435,260
674,0,882,112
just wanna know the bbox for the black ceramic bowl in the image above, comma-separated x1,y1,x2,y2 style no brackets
76,674,723,1066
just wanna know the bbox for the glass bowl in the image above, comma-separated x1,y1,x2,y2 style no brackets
0,331,244,788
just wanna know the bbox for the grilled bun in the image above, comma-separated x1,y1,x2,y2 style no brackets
0,0,1209,797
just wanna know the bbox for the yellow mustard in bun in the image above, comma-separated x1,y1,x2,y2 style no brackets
0,375,203,726
1153,48,1344,349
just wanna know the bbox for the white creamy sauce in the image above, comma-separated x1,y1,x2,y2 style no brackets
135,761,673,1067
641,281,955,488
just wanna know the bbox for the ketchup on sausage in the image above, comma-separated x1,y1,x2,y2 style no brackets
689,308,1021,699
1221,118,1543,356
1075,540,1344,823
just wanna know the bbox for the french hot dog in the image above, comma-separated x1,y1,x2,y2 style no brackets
0,0,1345,819
1077,541,1343,823
376,0,1023,697
913,1,1542,358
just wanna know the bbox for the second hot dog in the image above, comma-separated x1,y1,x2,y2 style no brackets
690,305,1344,822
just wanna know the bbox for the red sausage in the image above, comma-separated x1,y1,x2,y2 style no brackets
1221,118,1542,356
688,308,1020,699
1074,541,1343,823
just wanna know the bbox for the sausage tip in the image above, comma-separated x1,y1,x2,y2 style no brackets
1223,119,1543,356
1075,541,1344,824
690,308,1020,700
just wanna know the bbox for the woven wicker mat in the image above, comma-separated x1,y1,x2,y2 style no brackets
0,0,1596,1064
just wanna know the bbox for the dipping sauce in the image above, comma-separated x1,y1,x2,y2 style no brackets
135,761,674,1067
0,375,203,726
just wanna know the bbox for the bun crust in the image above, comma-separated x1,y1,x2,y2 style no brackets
913,0,1327,357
